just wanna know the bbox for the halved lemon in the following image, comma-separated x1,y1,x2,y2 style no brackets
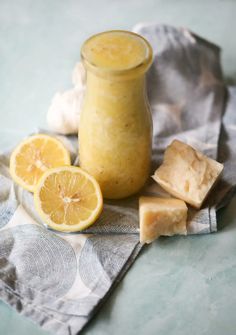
34,166,103,232
10,134,71,192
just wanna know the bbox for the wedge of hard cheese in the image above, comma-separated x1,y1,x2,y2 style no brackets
152,140,224,209
139,196,187,244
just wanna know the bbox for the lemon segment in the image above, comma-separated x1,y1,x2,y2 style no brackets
10,134,71,192
34,166,103,232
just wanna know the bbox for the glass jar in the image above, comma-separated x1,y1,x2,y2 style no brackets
79,30,153,199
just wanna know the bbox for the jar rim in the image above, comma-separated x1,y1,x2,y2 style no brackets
81,30,153,78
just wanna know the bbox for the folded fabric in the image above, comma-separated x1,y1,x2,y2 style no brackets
0,23,233,335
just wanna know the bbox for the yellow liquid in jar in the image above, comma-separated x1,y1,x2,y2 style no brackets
80,31,153,199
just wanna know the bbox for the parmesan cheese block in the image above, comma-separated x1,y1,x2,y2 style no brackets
153,140,224,209
139,196,188,244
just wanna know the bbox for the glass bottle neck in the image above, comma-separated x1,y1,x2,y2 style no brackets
85,71,146,99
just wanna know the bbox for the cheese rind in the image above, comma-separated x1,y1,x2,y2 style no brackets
152,140,224,209
139,196,187,244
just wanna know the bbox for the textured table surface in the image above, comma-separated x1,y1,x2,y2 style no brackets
1,1,236,334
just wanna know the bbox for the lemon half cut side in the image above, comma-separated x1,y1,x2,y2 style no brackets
10,134,71,192
34,166,103,232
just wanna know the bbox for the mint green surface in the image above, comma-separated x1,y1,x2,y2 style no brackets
1,1,236,334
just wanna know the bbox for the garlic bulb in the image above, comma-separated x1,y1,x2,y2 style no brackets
47,62,86,135
72,62,86,89
47,88,84,135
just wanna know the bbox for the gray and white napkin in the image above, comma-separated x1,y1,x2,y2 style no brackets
0,23,234,335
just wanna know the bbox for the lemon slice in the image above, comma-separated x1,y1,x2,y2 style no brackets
10,134,71,192
34,166,103,232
